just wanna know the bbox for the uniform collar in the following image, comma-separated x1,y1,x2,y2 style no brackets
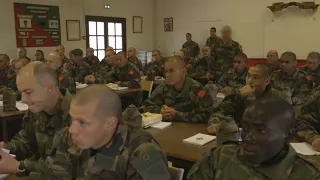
169,76,191,98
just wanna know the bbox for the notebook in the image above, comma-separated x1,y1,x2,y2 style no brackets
183,133,216,146
142,113,162,128
290,142,320,156
76,83,88,89
105,83,128,91
151,122,172,129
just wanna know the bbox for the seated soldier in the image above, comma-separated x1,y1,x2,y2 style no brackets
175,48,193,76
207,64,288,134
143,50,165,80
46,52,76,94
69,49,91,83
127,47,144,76
0,54,10,93
0,62,72,176
27,85,170,179
83,48,100,73
7,58,29,100
266,50,281,72
217,53,248,95
188,97,320,180
34,50,45,62
295,96,320,152
142,55,213,123
192,46,215,78
271,51,309,105
85,49,117,84
55,45,72,70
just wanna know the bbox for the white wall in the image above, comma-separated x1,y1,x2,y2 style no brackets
0,0,155,59
155,0,320,59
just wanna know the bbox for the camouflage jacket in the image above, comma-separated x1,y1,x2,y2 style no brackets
182,40,200,58
57,67,76,94
128,56,143,72
217,68,248,92
299,65,320,89
188,144,320,180
211,40,242,74
143,60,165,80
271,69,310,105
268,63,281,73
30,111,170,180
70,62,91,83
192,56,216,77
205,35,221,49
4,89,72,175
295,96,320,145
107,62,141,88
0,66,9,92
100,58,112,71
83,56,100,74
142,77,213,123
208,86,285,126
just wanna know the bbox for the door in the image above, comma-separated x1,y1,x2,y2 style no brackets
85,16,127,60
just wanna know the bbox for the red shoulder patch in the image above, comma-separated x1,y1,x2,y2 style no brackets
306,75,311,81
197,90,206,98
128,70,134,75
7,74,12,79
58,76,64,81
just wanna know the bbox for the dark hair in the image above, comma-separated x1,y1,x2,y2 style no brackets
281,51,296,61
36,50,44,56
186,33,192,37
307,51,320,61
235,53,248,63
251,63,272,77
211,27,216,32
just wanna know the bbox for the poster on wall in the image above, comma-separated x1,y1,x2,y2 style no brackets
14,3,61,47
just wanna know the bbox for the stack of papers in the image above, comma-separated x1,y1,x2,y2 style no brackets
183,133,216,146
76,83,88,89
142,112,162,127
290,142,320,155
0,101,28,111
151,122,172,129
105,83,128,91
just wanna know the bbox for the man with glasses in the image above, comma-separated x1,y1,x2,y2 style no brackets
142,56,213,123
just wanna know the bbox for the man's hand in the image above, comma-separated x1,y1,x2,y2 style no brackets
85,75,95,84
0,142,5,148
239,85,254,96
312,138,320,152
161,107,177,122
220,87,232,95
0,150,19,174
207,124,217,134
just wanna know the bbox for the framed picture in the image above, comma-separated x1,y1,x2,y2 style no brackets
66,20,80,41
133,16,143,33
164,18,173,32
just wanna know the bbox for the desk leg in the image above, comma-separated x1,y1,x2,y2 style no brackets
1,118,8,142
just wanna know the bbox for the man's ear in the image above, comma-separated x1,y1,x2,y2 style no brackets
285,128,295,144
104,117,118,130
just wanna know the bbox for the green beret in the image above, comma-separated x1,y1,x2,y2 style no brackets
71,49,83,56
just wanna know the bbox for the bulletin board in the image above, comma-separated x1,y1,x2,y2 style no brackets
14,3,61,47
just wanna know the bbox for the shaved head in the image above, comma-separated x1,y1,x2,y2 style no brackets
166,55,185,68
128,47,136,57
46,52,62,70
14,58,29,74
267,50,278,57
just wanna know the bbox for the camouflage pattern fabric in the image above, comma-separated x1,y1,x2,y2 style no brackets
295,96,320,145
30,106,170,180
192,56,215,78
70,62,91,83
4,89,72,175
268,63,281,73
128,56,143,72
83,56,100,74
107,62,141,88
142,77,213,123
187,144,320,180
206,35,221,49
271,69,310,105
217,68,248,93
99,58,112,71
0,66,10,93
211,40,242,74
299,65,320,89
143,60,165,80
56,67,76,94
182,40,200,59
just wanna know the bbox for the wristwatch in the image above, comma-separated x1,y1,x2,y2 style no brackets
17,161,26,172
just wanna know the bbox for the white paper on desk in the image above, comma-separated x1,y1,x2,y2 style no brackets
151,122,172,129
0,101,2,106
111,87,128,91
0,174,9,180
216,93,225,99
76,83,88,89
1,148,10,153
183,133,216,146
16,101,28,111
290,142,320,155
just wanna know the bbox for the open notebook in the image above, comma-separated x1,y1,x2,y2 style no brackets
183,133,216,146
290,142,320,156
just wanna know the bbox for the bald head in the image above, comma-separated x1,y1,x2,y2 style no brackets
106,46,114,51
116,51,128,67
166,55,186,68
128,47,136,57
17,48,27,58
56,45,65,57
14,58,29,74
72,85,122,121
46,52,62,70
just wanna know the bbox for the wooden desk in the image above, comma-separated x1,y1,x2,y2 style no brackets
116,88,141,96
6,175,27,180
147,123,214,162
0,107,25,142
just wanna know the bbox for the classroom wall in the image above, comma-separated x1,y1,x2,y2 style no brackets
155,0,320,59
0,0,155,59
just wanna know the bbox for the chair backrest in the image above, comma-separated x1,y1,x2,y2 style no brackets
141,80,154,98
168,165,184,180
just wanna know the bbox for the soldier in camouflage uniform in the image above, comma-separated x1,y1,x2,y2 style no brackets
299,51,320,90
142,56,213,123
17,47,31,62
207,64,289,134
34,50,46,62
69,49,91,83
46,52,76,94
128,47,144,75
0,54,10,93
267,50,281,72
211,26,242,77
217,53,248,94
271,51,310,105
182,33,200,60
192,46,216,78
0,62,72,176
205,27,221,50
175,49,194,76
83,47,100,74
143,50,165,80
189,97,320,180
56,45,73,70
296,96,320,152
28,85,170,179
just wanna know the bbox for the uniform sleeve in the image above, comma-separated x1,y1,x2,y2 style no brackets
187,149,216,180
174,90,213,123
142,86,165,113
205,38,210,46
118,67,141,88
74,65,91,83
60,73,76,94
208,90,242,125
296,99,320,145
5,111,36,160
129,143,170,180
217,74,229,90
292,75,310,105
